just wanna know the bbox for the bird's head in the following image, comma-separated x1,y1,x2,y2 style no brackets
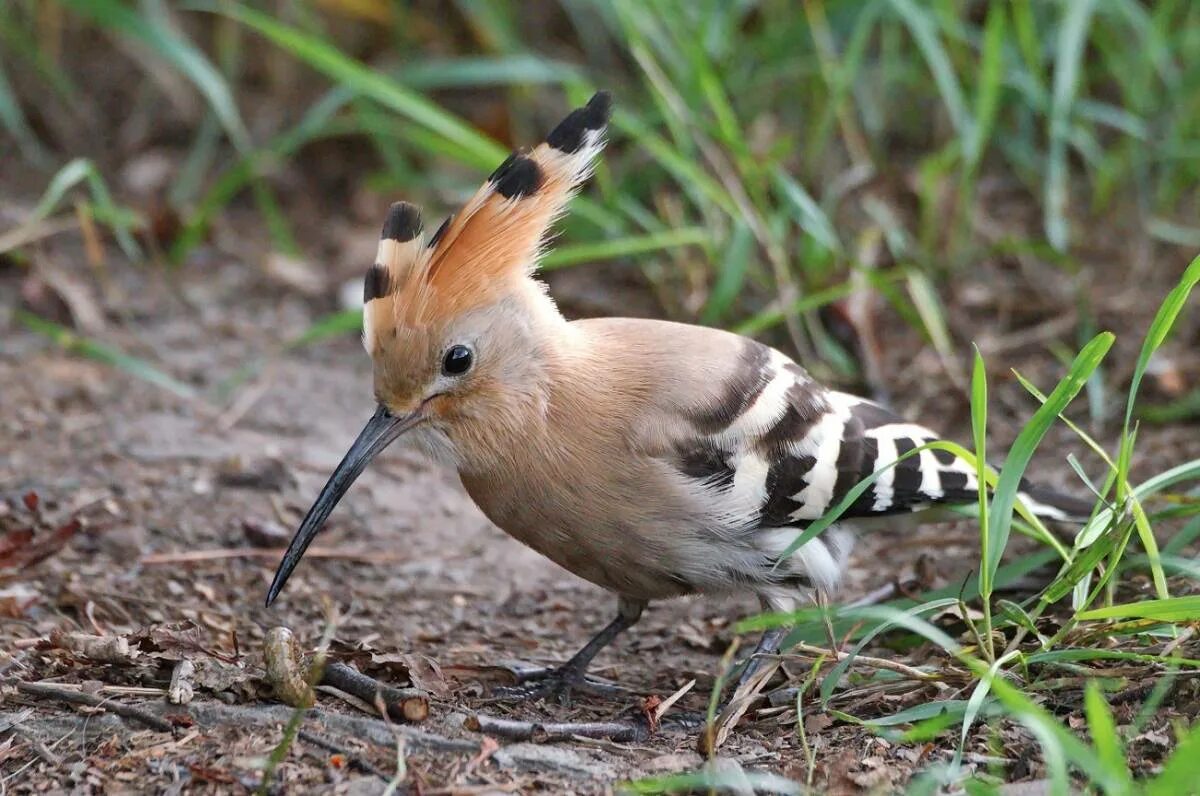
266,92,612,605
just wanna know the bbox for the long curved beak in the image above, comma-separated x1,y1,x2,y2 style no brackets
266,404,422,606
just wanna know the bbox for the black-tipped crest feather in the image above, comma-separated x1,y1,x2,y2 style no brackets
363,263,391,302
491,154,542,199
381,201,422,242
428,215,452,248
547,91,613,153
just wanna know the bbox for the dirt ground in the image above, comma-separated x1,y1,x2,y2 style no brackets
3,166,1200,793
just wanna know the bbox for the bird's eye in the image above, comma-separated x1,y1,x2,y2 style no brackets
442,344,473,376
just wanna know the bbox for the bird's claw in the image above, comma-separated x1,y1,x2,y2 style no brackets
488,664,631,704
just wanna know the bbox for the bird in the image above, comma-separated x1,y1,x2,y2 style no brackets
266,91,1089,704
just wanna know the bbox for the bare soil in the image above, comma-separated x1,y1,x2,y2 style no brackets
3,171,1200,794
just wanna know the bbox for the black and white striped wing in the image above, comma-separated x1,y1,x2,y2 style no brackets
770,392,982,524
678,340,981,530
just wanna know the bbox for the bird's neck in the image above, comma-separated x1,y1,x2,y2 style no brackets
444,280,585,475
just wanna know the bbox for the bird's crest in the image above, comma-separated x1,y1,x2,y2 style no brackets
362,91,611,352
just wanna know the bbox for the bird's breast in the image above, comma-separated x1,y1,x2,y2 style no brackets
458,459,699,601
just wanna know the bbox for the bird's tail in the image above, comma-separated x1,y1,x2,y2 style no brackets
1015,480,1095,524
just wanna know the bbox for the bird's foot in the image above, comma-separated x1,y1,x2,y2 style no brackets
488,662,631,704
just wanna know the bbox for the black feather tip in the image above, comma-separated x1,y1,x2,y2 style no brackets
381,201,422,243
363,263,392,302
490,154,542,199
546,91,612,154
428,215,452,248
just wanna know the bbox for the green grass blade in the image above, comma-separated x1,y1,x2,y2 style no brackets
700,221,753,324
1146,720,1200,796
540,227,709,270
1077,595,1200,622
199,2,506,170
1078,458,1200,549
63,0,251,152
772,170,842,254
1044,0,1098,251
398,55,582,89
954,650,1021,775
28,157,143,261
966,658,1119,795
970,346,991,597
1084,681,1133,792
286,309,362,349
965,1,1006,170
170,87,352,263
906,271,954,363
18,311,198,401
986,333,1114,585
816,598,958,703
1123,253,1200,431
887,0,970,137
1130,496,1170,600
733,280,866,337
0,59,51,166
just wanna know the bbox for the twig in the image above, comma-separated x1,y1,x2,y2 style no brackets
0,724,75,786
11,722,64,767
316,685,380,716
0,709,35,734
846,578,928,608
0,214,79,255
140,547,409,565
298,728,389,780
1161,626,1195,657
15,681,174,733
48,630,129,664
653,679,695,724
782,642,940,681
7,682,166,697
321,662,429,723
464,713,650,743
0,710,60,766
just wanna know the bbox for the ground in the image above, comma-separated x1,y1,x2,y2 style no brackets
2,179,1199,794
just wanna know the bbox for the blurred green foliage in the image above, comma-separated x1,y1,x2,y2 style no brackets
3,0,1198,371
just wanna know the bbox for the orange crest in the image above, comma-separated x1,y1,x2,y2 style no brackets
362,92,612,352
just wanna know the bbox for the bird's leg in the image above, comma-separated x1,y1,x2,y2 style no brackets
724,592,797,695
728,586,841,695
730,625,787,694
699,595,798,750
492,597,646,703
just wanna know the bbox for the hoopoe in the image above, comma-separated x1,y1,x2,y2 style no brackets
267,92,1089,701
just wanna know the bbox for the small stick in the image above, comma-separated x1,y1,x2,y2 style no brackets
15,681,174,733
846,579,919,608
320,663,429,723
782,642,939,681
316,685,380,717
465,713,650,743
48,629,135,664
11,722,63,767
140,547,409,565
653,678,696,724
297,728,389,780
5,682,166,697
